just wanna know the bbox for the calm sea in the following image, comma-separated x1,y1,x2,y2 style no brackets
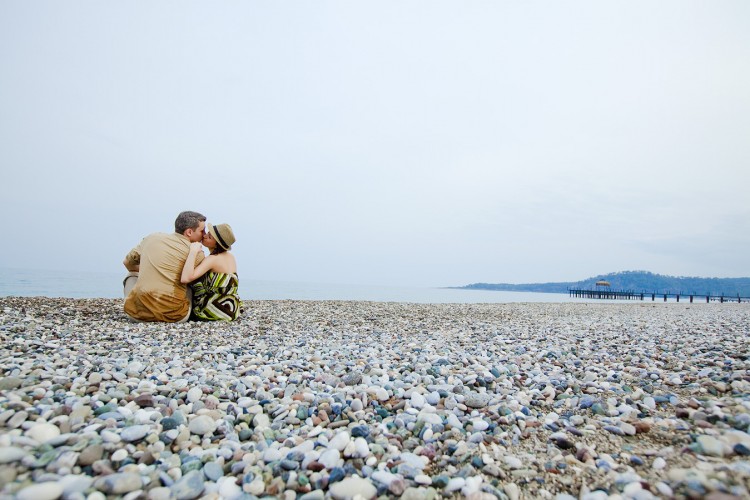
0,267,584,304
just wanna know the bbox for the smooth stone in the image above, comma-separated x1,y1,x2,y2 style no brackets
111,449,128,461
396,463,421,479
697,435,725,457
399,452,428,470
462,476,482,495
244,478,265,495
351,425,370,438
471,419,489,431
16,481,64,500
504,482,520,500
134,393,154,407
101,430,121,443
236,397,254,408
0,446,28,464
445,477,466,493
426,391,441,405
299,491,326,500
187,387,203,403
148,487,172,500
445,413,463,429
98,412,124,421
8,411,29,428
161,417,178,431
93,404,116,416
414,474,432,485
411,393,426,409
26,423,61,443
262,448,284,462
569,415,585,426
329,476,377,500
319,448,341,469
371,470,399,487
329,431,350,451
94,472,143,495
121,425,151,442
171,411,187,426
432,475,450,488
78,444,104,466
464,392,492,408
280,459,299,470
329,467,346,484
604,425,625,436
372,387,389,401
353,437,369,458
0,377,22,390
252,413,270,429
170,470,205,500
342,372,363,386
418,413,442,426
217,477,241,498
620,422,637,436
203,461,224,481
188,416,216,436
59,474,94,495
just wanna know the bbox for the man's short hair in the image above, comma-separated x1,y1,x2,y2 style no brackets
175,211,207,234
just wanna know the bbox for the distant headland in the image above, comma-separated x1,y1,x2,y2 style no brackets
457,270,750,296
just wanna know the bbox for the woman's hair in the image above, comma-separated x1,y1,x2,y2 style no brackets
211,246,227,255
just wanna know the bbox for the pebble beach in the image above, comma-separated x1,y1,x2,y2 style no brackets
1,297,750,500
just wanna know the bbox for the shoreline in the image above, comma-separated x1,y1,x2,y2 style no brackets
1,297,750,499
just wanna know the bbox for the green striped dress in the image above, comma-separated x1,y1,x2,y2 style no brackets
191,271,242,321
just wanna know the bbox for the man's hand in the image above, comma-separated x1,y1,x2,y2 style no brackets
123,259,139,272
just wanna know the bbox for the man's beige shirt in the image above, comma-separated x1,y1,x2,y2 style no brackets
124,232,204,322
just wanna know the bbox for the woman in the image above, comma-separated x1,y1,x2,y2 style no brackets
181,223,242,321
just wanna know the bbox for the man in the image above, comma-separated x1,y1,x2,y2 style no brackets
123,211,206,322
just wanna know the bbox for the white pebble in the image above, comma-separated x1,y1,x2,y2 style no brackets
26,423,60,443
186,387,202,403
17,482,63,500
328,431,350,451
414,474,432,485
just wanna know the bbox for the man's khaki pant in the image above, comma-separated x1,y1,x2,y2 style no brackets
123,272,191,323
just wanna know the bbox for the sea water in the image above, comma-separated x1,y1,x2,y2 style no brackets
0,267,597,303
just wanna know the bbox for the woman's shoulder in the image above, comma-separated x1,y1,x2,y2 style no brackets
225,252,238,271
213,252,237,273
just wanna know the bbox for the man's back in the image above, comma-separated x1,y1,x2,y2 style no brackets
124,232,203,322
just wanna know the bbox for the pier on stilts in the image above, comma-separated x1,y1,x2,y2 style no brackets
568,288,749,303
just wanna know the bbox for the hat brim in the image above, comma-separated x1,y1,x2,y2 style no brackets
208,223,231,250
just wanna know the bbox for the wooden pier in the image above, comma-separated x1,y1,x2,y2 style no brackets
569,288,749,303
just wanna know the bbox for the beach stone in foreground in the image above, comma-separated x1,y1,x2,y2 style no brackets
16,482,63,500
329,476,377,499
93,472,142,495
0,376,22,391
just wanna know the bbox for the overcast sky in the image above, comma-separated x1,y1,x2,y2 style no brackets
1,1,748,287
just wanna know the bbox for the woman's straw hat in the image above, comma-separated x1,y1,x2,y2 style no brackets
208,223,235,250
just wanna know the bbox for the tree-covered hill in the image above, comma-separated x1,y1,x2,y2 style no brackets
461,271,750,296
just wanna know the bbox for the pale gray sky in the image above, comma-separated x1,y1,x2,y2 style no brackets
1,1,749,287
